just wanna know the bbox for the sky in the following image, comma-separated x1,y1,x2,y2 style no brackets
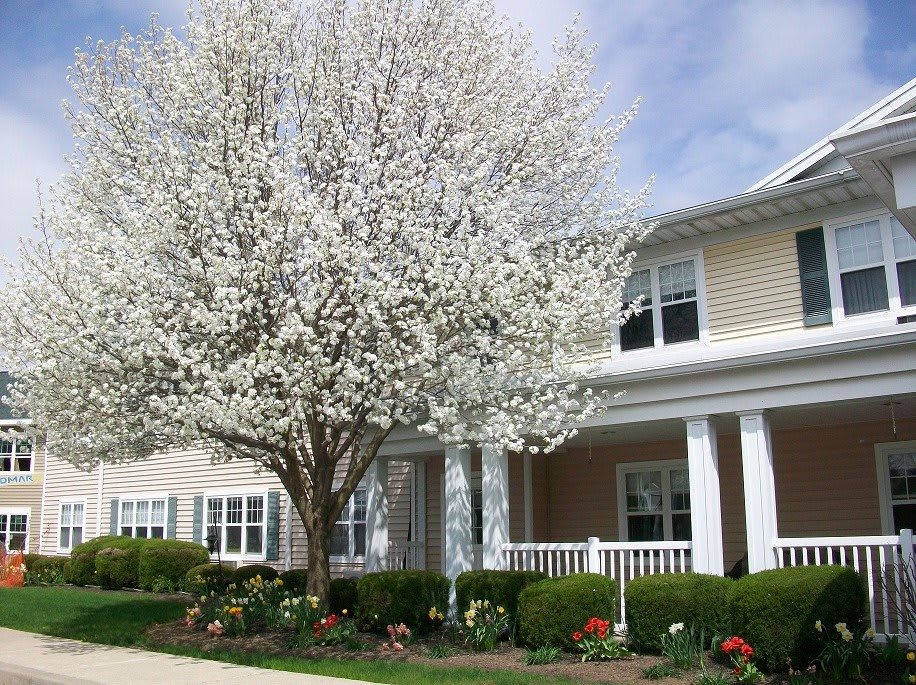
0,0,914,270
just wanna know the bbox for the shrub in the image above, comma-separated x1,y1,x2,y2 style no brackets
23,554,68,585
331,577,359,615
624,573,733,652
728,565,867,671
138,539,210,591
94,544,142,589
455,570,547,618
279,568,308,593
356,570,450,634
66,535,140,586
517,573,616,650
185,562,234,595
231,564,279,585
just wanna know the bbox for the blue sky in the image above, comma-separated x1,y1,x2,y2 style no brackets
0,1,914,267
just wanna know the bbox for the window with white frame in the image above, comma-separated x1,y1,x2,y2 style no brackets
620,258,701,351
206,494,265,557
877,442,916,534
58,501,85,551
617,462,691,542
0,510,29,552
119,498,167,539
830,214,916,318
331,487,367,561
0,438,33,473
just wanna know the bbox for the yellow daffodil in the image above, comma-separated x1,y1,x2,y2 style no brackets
841,630,853,642
865,628,876,639
275,578,283,586
429,607,438,620
909,675,915,684
835,622,847,633
907,651,915,662
497,606,505,615
342,609,347,615
466,619,474,628
815,620,822,632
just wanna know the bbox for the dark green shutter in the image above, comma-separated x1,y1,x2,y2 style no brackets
166,496,178,539
265,491,280,561
109,498,119,536
796,227,833,326
192,495,204,544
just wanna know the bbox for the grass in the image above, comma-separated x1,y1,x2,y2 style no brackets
523,645,562,665
0,587,580,685
641,662,681,680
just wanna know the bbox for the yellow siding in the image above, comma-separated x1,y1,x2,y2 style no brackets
704,229,806,342
0,442,46,553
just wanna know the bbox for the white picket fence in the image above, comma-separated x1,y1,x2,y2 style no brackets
388,540,424,571
502,537,693,628
773,529,915,638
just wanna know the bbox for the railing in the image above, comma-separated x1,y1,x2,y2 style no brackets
388,540,424,571
502,537,693,628
773,530,915,638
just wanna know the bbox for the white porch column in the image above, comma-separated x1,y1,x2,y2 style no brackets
364,458,389,573
738,410,778,573
445,445,473,609
684,416,725,575
482,445,509,570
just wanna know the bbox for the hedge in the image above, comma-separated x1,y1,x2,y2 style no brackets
518,573,617,650
728,565,867,671
624,573,733,652
331,577,359,615
279,568,309,594
231,564,279,585
137,539,210,591
455,570,547,618
95,544,142,589
186,563,234,595
66,536,143,586
356,570,450,634
23,554,69,583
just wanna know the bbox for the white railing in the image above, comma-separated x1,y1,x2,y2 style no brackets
388,540,424,570
502,537,693,628
773,529,915,638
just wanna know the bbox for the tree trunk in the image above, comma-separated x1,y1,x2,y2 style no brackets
304,517,332,605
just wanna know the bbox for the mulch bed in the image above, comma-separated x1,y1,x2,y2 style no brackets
145,618,727,684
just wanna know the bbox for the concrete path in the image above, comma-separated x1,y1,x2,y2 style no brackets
0,628,378,685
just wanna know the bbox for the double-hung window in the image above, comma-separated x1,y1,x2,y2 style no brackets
206,493,266,557
617,461,691,542
876,441,916,534
0,510,29,552
619,257,703,351
0,438,32,473
58,501,85,552
119,498,167,539
331,487,367,561
828,214,916,319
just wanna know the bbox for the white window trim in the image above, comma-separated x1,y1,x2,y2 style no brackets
0,437,35,476
330,485,368,564
875,440,916,535
615,459,691,542
115,493,170,540
0,506,31,553
824,209,916,325
57,498,88,553
438,472,483,574
202,490,268,562
611,250,710,357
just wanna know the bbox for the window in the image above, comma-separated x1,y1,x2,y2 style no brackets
331,487,367,561
206,493,265,557
617,461,691,542
620,257,702,352
829,214,916,319
0,510,29,552
876,441,916,534
0,438,33,473
58,501,85,551
472,486,483,546
119,498,166,539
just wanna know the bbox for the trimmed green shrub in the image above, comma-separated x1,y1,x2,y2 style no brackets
331,577,359,615
455,570,547,617
231,564,279,585
185,563,234,596
23,554,69,584
66,536,142,586
625,573,733,652
357,570,450,634
518,573,617,650
728,565,867,671
137,540,210,591
279,568,308,593
94,544,142,589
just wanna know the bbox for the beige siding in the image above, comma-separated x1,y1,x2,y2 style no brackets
704,229,806,342
40,454,99,555
0,442,46,553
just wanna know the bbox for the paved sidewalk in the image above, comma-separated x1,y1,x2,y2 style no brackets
0,628,377,685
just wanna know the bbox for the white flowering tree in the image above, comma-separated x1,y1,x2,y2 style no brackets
1,0,650,600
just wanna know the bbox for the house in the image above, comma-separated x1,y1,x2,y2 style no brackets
27,78,916,630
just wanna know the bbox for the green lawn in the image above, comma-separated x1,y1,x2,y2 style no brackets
0,587,582,685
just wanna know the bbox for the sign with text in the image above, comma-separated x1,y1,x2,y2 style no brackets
0,473,42,487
